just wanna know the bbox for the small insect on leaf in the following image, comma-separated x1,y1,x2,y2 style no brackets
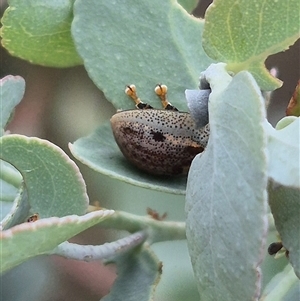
268,241,283,255
268,241,289,258
146,207,167,221
110,84,210,176
26,213,39,223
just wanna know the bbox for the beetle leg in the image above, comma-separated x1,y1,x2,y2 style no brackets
154,84,178,111
125,84,153,109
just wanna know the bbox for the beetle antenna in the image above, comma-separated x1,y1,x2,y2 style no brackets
154,84,178,111
125,84,153,109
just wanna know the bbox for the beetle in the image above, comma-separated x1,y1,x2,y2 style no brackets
26,213,39,222
110,84,210,176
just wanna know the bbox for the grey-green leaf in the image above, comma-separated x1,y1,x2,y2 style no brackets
186,65,268,300
268,183,300,279
69,122,187,195
102,246,161,301
0,135,89,223
0,201,15,221
1,0,82,67
261,264,300,301
1,189,31,230
0,210,114,273
72,0,213,111
0,161,21,205
202,0,300,90
265,117,300,188
0,75,25,134
177,0,199,13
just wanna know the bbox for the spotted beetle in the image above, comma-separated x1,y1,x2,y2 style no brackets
110,84,210,175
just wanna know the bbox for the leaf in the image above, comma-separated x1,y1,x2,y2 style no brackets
0,76,25,225
152,240,200,301
1,189,31,230
0,161,21,204
102,246,161,301
268,183,300,279
177,0,199,13
202,0,300,90
69,122,187,195
0,210,115,273
0,135,89,223
0,202,15,221
52,231,146,262
264,117,300,188
0,0,82,67
0,182,18,203
0,75,25,134
0,159,22,189
0,160,24,229
185,89,210,127
72,0,213,111
185,64,268,301
261,264,300,301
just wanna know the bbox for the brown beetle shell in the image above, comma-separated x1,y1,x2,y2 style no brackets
110,109,209,175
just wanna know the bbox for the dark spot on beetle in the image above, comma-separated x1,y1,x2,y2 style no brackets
150,130,166,142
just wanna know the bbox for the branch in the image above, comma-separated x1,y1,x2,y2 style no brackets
88,208,186,243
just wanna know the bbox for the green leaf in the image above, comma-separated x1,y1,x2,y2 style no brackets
185,64,268,300
0,202,14,220
0,77,31,227
102,246,161,301
0,0,82,67
202,0,300,90
0,210,115,273
268,184,300,279
69,122,186,195
0,135,89,222
0,160,21,203
264,117,300,188
72,0,213,111
1,189,31,230
51,231,146,262
0,75,25,134
152,240,200,301
0,160,22,189
0,182,18,203
177,0,199,13
275,116,298,130
261,264,300,301
0,160,23,227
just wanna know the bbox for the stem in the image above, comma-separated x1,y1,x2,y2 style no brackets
89,206,186,243
50,230,147,261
